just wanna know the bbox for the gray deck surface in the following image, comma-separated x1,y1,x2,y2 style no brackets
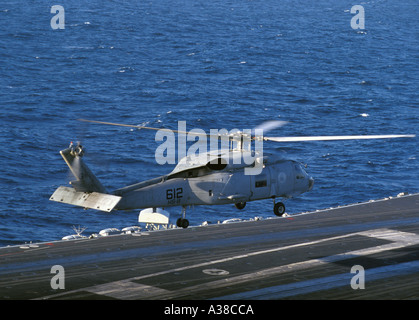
1,193,418,300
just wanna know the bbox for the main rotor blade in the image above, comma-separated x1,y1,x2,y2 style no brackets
264,134,415,142
79,120,414,143
252,120,288,134
77,119,287,139
77,119,200,136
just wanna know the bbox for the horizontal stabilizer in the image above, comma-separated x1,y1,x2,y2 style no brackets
50,186,121,212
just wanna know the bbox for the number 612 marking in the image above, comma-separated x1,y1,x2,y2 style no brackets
166,188,183,200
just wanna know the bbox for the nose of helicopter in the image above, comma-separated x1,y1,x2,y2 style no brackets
294,163,314,195
308,177,314,191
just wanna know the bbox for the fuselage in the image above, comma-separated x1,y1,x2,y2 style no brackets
114,151,314,210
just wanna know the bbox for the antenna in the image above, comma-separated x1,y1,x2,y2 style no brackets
71,225,87,236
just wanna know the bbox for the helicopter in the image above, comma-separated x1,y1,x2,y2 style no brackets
50,119,414,228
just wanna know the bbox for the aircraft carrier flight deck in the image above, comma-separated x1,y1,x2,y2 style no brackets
1,193,419,300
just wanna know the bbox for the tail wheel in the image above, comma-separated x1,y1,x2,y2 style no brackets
274,202,285,216
235,202,246,210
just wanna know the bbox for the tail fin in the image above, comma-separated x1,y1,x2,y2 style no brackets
60,144,106,193
50,144,121,212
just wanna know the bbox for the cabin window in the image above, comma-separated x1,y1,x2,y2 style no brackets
255,176,267,188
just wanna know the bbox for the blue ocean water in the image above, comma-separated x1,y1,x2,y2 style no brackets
0,0,417,246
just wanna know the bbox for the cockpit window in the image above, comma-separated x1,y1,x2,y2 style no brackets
206,158,227,171
295,164,306,179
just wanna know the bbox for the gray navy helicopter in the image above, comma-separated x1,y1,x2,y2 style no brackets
50,119,414,228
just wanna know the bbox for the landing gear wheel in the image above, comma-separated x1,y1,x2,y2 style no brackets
176,218,189,229
235,202,246,210
274,202,286,216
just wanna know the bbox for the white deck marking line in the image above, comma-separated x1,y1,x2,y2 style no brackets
122,228,419,299
89,282,171,300
214,228,419,299
42,228,419,299
215,260,419,299
41,231,356,299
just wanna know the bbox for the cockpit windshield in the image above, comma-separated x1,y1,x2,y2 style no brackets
294,163,306,179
